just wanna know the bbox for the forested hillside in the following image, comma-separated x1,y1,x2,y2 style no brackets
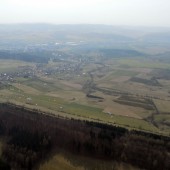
0,103,169,170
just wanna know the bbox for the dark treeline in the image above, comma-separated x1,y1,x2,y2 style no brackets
0,103,170,170
86,94,104,100
0,159,10,170
0,51,50,63
100,49,144,58
130,77,161,87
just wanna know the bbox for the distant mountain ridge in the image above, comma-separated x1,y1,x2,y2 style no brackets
0,24,170,50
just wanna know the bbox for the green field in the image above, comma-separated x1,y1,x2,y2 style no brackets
118,58,170,69
0,59,34,73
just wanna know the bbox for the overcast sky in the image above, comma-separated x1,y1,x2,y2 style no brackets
0,0,170,27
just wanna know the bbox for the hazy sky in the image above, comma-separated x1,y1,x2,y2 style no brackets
0,0,170,27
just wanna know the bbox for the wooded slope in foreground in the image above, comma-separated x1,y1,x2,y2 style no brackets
0,103,170,170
